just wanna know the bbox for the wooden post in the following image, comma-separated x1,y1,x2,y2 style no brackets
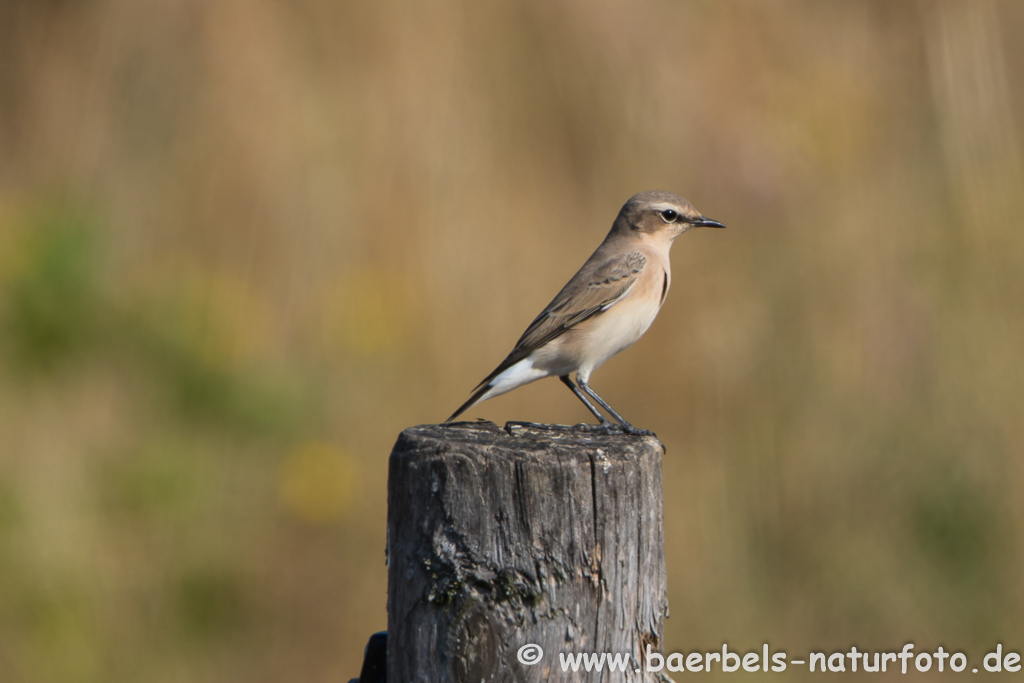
387,421,668,682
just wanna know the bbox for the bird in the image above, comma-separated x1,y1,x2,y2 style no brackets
444,191,724,435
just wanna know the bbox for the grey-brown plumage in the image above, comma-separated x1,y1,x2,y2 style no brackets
446,191,724,434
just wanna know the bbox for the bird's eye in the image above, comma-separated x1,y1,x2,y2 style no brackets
660,209,679,223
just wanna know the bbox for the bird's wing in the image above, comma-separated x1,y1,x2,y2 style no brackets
471,250,647,390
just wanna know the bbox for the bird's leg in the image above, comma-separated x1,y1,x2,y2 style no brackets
559,375,621,433
577,379,655,437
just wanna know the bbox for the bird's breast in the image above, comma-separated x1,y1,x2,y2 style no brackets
576,265,666,372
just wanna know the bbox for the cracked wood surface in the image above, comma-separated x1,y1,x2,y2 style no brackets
387,421,668,682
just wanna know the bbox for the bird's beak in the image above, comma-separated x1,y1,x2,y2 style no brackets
693,216,726,229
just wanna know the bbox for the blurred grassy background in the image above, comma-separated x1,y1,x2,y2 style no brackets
1,0,1023,680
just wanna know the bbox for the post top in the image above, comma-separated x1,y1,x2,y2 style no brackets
395,420,664,461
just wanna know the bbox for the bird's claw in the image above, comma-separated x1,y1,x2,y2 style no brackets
622,426,656,437
573,422,655,437
573,422,623,435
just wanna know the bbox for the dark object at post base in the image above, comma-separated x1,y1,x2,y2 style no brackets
387,421,668,682
348,631,386,683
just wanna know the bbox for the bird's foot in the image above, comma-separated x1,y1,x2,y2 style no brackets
573,422,625,436
610,421,659,438
621,424,657,437
572,422,656,437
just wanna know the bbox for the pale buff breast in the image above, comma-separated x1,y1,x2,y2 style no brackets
573,261,668,382
505,238,672,385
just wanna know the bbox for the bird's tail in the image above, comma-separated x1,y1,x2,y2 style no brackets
445,355,546,424
443,382,493,424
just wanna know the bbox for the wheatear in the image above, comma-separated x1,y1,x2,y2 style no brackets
445,191,724,435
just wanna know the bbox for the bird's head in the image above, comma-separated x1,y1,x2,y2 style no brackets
614,190,725,241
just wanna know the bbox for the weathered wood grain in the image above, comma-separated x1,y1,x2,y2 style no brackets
387,421,668,682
